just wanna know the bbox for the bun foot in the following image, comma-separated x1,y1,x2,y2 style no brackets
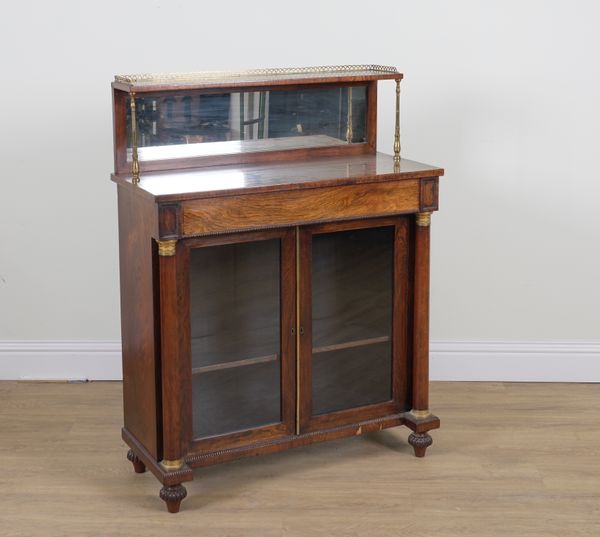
160,484,187,513
127,449,146,473
408,432,433,458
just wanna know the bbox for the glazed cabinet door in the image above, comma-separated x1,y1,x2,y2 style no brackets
298,217,411,433
184,229,295,452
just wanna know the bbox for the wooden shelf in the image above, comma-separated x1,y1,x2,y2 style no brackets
192,334,389,375
192,353,278,375
313,335,390,355
132,134,346,163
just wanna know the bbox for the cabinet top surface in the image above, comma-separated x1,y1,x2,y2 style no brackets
113,64,402,92
111,153,443,202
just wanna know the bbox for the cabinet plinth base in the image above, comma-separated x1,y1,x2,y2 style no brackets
160,484,187,513
408,432,433,457
124,414,440,513
126,449,146,473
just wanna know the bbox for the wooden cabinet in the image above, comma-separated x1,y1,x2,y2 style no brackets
112,65,444,513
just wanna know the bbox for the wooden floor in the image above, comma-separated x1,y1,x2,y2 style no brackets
2,381,599,536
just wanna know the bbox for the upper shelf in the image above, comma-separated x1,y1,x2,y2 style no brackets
113,64,402,92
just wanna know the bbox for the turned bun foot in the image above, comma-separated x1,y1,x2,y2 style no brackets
160,484,187,513
408,432,433,458
127,449,146,473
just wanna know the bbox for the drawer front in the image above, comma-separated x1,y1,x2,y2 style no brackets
181,180,420,236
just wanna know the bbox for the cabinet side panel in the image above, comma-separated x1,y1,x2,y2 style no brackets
118,184,160,458
113,89,127,174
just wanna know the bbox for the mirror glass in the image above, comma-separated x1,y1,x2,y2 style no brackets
126,85,367,161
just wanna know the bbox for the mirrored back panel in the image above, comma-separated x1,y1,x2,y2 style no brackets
124,84,368,166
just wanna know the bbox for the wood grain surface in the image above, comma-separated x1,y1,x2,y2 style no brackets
2,381,599,536
117,184,160,458
413,218,431,411
181,180,420,236
112,154,443,202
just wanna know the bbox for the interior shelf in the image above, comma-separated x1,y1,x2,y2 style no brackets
192,334,390,375
191,331,279,367
192,353,279,375
312,335,390,354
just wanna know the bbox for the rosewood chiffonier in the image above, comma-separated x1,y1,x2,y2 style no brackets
111,65,444,513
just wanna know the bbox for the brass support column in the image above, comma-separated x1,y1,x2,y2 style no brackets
412,212,431,418
157,239,184,471
129,91,140,185
394,79,401,163
345,87,353,143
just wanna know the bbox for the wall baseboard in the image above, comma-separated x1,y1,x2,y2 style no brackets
0,340,598,382
0,341,122,381
430,340,600,382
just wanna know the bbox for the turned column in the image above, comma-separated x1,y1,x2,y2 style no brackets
408,212,434,457
156,239,187,513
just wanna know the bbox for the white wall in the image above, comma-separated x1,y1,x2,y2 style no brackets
0,1,599,377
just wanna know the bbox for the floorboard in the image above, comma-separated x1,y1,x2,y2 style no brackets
1,381,599,536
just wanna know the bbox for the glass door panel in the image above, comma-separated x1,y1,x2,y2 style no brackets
189,238,281,439
311,226,394,416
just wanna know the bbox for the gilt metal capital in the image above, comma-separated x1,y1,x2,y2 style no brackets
415,212,432,227
157,240,177,257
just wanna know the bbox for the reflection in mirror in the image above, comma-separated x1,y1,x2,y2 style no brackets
126,85,367,161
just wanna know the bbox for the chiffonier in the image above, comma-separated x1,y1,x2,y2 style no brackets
111,65,444,513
